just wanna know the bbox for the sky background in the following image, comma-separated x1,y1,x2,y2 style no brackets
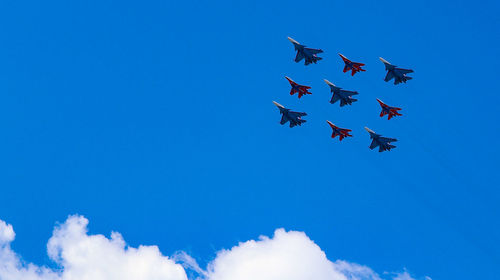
0,0,499,279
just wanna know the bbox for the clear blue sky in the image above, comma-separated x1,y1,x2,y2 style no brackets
0,0,499,279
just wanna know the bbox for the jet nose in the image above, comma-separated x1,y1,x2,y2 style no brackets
364,127,374,133
379,57,390,64
272,101,284,109
287,37,299,45
323,79,334,86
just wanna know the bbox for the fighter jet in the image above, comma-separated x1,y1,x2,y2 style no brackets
364,127,397,152
327,121,352,141
287,37,323,65
324,79,359,107
273,101,307,128
285,76,312,99
377,99,402,120
379,57,414,85
339,53,366,76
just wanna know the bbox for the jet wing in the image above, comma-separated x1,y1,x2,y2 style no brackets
340,89,358,96
290,111,307,117
305,47,323,54
330,94,340,104
380,136,397,143
397,68,414,74
384,71,394,82
280,115,288,125
369,140,379,150
294,51,304,62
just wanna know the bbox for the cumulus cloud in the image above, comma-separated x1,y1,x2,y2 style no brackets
0,220,59,280
0,221,15,244
0,216,186,280
205,229,363,280
0,216,428,280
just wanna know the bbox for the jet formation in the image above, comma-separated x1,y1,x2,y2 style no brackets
274,37,414,152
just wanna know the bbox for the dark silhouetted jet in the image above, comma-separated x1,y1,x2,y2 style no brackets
339,53,365,76
377,99,402,120
365,127,397,152
288,37,323,65
379,57,414,85
273,101,307,128
285,76,312,99
324,79,359,107
327,121,352,141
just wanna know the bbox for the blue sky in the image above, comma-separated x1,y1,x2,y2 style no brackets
0,0,499,279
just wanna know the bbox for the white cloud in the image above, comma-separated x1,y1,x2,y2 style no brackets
0,216,428,280
203,229,377,280
0,220,59,280
390,271,425,280
0,216,187,280
332,260,382,280
386,270,433,280
0,221,15,244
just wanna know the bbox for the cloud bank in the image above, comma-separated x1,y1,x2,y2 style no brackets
0,216,428,280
